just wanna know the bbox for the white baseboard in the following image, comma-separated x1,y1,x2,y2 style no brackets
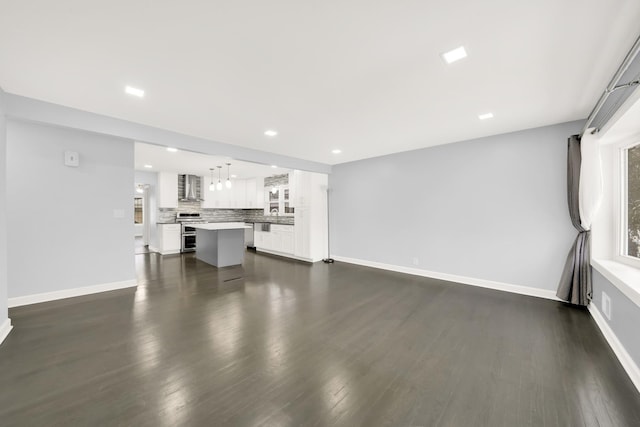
0,318,13,346
588,304,640,393
8,279,138,308
256,248,314,263
158,249,181,255
331,255,560,301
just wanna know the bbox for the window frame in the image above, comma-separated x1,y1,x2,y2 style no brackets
264,184,294,217
614,139,640,269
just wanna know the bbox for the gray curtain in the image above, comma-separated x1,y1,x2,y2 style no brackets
557,135,591,306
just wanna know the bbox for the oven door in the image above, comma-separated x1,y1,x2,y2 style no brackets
182,234,197,252
182,224,197,234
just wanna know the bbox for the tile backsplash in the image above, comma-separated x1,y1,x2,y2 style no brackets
158,208,294,225
264,173,289,187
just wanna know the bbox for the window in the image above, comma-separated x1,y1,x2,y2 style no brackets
134,197,143,224
624,143,640,260
265,185,294,216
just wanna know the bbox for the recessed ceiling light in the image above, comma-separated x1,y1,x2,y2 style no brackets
125,85,145,97
166,147,178,152
441,46,467,64
271,165,278,168
264,130,278,137
331,149,342,154
143,164,153,168
478,112,494,120
231,174,237,178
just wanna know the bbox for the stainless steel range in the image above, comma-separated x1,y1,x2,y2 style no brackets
176,212,207,252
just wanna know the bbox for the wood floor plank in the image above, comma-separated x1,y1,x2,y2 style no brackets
0,251,639,426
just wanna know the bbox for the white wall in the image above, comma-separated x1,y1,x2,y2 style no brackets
6,120,136,298
134,170,158,246
0,87,9,332
330,121,583,291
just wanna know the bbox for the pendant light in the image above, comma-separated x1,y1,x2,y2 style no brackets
225,163,232,189
209,168,216,192
216,166,223,191
136,184,144,194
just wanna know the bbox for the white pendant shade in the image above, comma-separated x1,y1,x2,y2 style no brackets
209,168,216,191
226,179,232,189
216,181,222,191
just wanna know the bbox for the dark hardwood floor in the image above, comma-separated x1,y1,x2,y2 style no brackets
1,251,639,426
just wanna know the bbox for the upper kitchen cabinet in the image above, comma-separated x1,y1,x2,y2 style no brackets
254,177,265,208
201,175,215,208
229,180,246,208
245,178,259,208
202,177,265,209
242,177,265,209
157,172,178,208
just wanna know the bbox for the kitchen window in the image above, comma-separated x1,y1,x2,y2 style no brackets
265,185,294,216
622,143,640,262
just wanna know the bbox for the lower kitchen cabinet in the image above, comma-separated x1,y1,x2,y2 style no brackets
156,224,181,255
255,224,295,256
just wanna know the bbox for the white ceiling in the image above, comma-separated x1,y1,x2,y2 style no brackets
134,142,290,179
2,1,640,165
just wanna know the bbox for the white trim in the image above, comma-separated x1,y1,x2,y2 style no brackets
592,259,640,308
331,255,560,301
588,303,640,393
158,249,181,255
0,318,13,346
8,279,138,308
256,248,316,263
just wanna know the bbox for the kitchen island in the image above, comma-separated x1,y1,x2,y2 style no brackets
192,222,252,267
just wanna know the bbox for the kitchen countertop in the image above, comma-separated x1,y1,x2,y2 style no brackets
192,222,252,231
157,220,294,225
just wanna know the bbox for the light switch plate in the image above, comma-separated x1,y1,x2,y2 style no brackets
64,151,80,167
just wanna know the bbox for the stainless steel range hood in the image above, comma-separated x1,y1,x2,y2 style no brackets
179,174,203,201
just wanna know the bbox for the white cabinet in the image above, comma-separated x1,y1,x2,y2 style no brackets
157,224,181,254
293,171,328,262
215,186,230,208
231,180,246,208
201,175,215,208
245,179,257,208
243,177,264,209
255,177,265,208
202,176,266,210
157,173,178,208
255,224,294,255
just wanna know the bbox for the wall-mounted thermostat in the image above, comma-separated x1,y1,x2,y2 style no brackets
64,150,80,167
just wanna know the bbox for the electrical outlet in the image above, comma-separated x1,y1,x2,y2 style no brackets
412,257,419,266
602,291,612,320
